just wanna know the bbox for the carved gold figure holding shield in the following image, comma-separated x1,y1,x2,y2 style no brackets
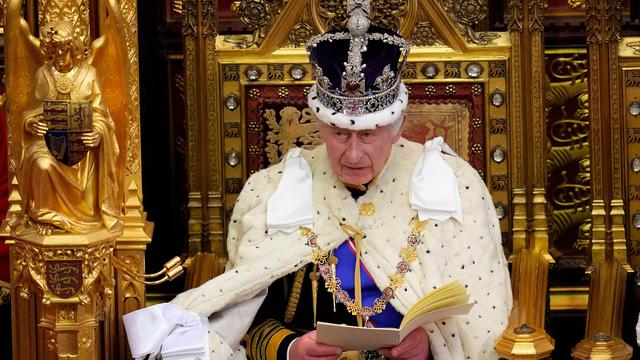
6,1,130,235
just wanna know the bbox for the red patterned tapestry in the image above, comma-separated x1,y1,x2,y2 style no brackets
245,83,485,178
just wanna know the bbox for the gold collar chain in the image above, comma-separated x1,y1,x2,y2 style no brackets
300,217,427,326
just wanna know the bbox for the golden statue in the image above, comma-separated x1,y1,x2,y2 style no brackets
5,1,130,236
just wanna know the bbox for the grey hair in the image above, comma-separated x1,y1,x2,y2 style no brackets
387,112,405,137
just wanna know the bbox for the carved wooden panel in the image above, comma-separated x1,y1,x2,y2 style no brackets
545,50,590,267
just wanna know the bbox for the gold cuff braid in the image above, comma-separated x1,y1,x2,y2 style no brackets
246,319,296,360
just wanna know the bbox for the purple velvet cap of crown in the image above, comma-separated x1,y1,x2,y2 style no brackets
308,25,403,94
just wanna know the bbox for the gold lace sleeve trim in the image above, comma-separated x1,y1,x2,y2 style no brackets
246,319,296,360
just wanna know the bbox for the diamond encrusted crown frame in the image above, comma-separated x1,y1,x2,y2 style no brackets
305,0,411,116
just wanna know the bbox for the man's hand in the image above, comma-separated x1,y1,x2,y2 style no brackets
289,330,342,360
378,327,430,360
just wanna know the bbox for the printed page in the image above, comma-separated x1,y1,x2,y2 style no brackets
316,303,473,351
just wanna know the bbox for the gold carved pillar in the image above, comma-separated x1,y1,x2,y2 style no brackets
495,0,554,358
572,0,632,358
183,0,225,255
4,0,149,358
110,0,151,358
9,232,118,360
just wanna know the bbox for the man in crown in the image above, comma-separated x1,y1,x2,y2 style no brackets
124,1,511,359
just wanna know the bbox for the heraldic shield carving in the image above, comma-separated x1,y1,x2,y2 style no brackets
45,259,83,299
43,100,93,166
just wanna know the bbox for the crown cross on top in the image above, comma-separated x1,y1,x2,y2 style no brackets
305,0,410,128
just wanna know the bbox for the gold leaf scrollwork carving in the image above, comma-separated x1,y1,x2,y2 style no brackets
206,40,220,191
223,64,240,81
575,220,591,252
549,119,589,149
627,41,640,56
315,0,407,32
631,239,640,256
549,94,589,150
121,0,142,175
606,1,622,42
224,122,241,137
264,106,321,164
444,62,461,78
549,155,591,253
552,174,590,211
79,335,92,349
546,50,592,257
117,253,144,300
288,22,316,47
549,54,587,84
528,0,545,32
7,128,16,173
489,62,506,78
81,244,115,304
585,0,601,45
628,128,640,143
315,0,348,29
39,0,90,54
202,0,218,37
568,0,586,9
229,0,286,48
625,70,640,87
490,119,507,134
507,0,523,32
268,64,285,81
11,242,114,305
59,306,76,321
182,0,197,37
550,208,591,253
46,331,58,352
372,0,408,31
401,63,416,79
185,37,198,189
12,243,46,300
226,178,244,194
491,175,509,191
630,185,640,201
411,21,438,46
439,0,498,45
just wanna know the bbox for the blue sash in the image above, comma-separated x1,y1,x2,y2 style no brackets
335,240,403,328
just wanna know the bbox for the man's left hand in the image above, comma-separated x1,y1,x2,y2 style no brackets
378,327,430,360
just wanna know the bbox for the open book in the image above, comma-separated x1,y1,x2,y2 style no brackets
316,281,473,351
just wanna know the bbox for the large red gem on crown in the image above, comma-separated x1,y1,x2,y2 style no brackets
346,79,360,92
